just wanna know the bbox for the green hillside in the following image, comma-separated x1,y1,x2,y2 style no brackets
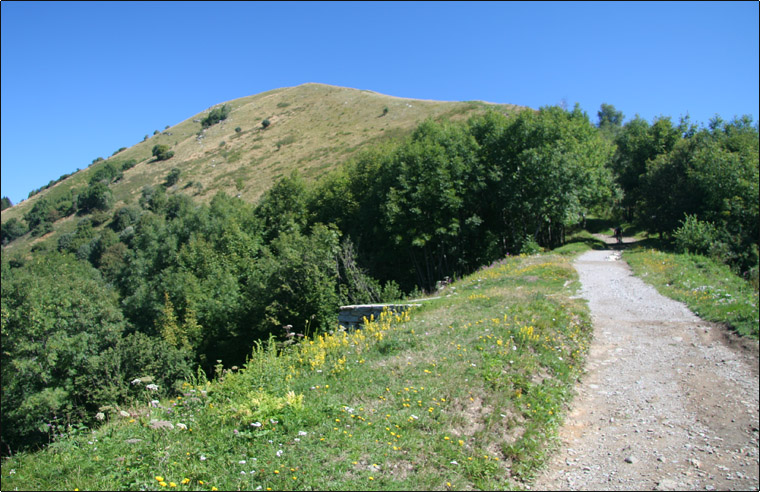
1,83,522,253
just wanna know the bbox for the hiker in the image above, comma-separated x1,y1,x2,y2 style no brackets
614,226,623,244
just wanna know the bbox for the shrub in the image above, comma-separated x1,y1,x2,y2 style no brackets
262,119,271,129
165,168,181,187
201,104,230,129
235,126,242,133
121,159,137,171
77,182,113,213
674,215,719,256
152,144,174,161
1,218,28,245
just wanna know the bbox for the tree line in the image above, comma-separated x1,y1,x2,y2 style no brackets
2,104,757,453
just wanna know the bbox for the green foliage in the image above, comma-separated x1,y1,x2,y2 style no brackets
674,215,719,256
262,118,271,129
597,103,624,132
1,196,12,210
1,253,125,450
111,205,142,232
1,217,28,245
152,144,174,161
165,167,181,187
636,117,758,273
201,104,230,129
89,163,120,186
255,171,309,241
77,182,114,213
120,158,137,171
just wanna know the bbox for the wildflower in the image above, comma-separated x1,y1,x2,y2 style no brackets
181,478,190,485
276,450,284,457
169,482,177,488
120,410,131,417
146,383,159,391
95,412,105,421
131,378,142,385
251,422,262,427
176,423,187,430
155,476,164,482
298,430,308,436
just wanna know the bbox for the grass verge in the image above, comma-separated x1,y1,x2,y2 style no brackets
2,253,592,491
625,249,759,339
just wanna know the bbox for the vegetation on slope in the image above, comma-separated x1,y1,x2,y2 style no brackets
1,251,593,491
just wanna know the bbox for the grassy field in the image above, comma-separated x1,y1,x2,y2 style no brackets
625,248,759,339
1,251,593,491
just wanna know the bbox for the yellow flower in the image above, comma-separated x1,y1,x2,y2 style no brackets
211,487,218,491
169,482,177,488
181,478,190,485
155,476,164,482
159,482,168,487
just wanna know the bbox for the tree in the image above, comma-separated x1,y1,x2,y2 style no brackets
1,253,125,450
1,218,28,245
1,196,12,211
262,119,271,129
152,144,174,161
597,103,624,130
77,182,114,213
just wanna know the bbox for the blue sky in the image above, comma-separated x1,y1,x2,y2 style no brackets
2,1,758,206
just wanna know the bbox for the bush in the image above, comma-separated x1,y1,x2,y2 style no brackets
152,144,174,161
77,182,113,213
1,218,28,245
121,159,137,171
165,168,181,187
674,215,719,256
262,119,271,129
201,104,230,129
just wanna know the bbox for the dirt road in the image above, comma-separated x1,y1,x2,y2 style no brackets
530,248,759,491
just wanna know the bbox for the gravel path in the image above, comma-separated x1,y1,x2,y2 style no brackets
530,248,759,491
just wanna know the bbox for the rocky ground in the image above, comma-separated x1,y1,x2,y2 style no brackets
530,245,759,491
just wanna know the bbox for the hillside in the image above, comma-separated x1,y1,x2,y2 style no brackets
1,83,523,252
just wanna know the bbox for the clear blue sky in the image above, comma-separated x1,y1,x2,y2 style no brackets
2,1,758,206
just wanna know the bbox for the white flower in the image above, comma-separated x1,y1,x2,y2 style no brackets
95,412,106,421
131,378,142,386
176,423,187,430
298,431,308,436
146,383,159,391
239,460,246,464
150,400,160,408
276,449,284,457
450,460,459,465
251,422,262,427
120,410,130,417
200,455,207,461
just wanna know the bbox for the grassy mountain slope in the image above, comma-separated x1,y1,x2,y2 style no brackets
1,83,523,253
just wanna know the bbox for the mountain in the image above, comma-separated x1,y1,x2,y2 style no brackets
1,83,524,252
